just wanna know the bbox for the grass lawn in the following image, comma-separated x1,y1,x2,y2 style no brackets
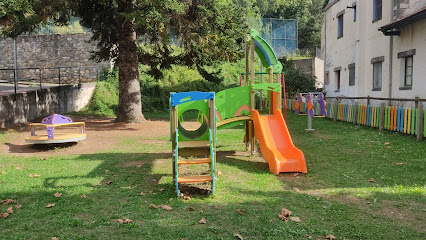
0,112,424,239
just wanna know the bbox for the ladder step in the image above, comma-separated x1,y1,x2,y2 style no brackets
178,158,211,165
178,141,210,149
178,175,213,183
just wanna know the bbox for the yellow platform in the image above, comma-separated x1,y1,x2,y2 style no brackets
25,133,86,144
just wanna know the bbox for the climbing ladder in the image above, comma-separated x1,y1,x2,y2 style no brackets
170,92,216,196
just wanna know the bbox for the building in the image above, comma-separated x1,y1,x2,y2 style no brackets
322,0,426,106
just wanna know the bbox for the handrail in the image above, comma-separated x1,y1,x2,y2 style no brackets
209,128,215,195
175,129,179,196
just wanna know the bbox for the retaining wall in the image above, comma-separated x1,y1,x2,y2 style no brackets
0,83,95,128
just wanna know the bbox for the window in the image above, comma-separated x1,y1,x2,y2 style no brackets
404,56,413,86
373,0,382,22
325,72,329,85
335,70,341,91
373,62,382,90
348,63,355,86
353,5,357,22
337,14,344,38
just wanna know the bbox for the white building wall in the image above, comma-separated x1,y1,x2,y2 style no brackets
322,0,426,106
392,19,426,104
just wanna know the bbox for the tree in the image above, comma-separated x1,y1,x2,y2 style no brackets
0,0,247,122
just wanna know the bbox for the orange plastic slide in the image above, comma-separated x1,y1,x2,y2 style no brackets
252,109,307,174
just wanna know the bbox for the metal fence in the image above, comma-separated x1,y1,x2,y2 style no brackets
0,66,100,95
257,18,298,59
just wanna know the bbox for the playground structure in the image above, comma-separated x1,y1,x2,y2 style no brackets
295,92,327,130
170,29,307,196
25,114,86,144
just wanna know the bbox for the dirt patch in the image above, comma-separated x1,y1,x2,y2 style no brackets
2,116,170,157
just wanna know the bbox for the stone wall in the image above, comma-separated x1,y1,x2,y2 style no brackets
0,33,110,83
0,83,95,128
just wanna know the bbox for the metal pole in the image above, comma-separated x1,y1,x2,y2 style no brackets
39,67,42,91
78,67,81,84
13,38,18,94
58,68,61,86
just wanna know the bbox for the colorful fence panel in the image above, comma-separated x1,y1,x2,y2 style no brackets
288,98,425,139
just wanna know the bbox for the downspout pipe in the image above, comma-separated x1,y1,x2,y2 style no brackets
388,1,394,105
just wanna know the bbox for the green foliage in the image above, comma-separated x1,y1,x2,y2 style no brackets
281,58,317,98
81,71,119,117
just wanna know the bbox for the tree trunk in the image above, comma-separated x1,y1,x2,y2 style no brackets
115,0,145,123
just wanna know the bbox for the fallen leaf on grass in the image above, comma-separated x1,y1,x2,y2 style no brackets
278,214,288,222
116,219,124,224
1,171,5,174
237,209,245,215
7,207,13,214
54,193,62,198
14,155,18,158
293,173,299,177
105,170,110,173
140,192,146,196
124,219,133,224
214,204,220,209
183,195,192,200
367,178,376,183
396,162,404,165
160,205,172,211
386,146,391,149
0,212,10,219
187,207,195,212
15,167,21,170
198,217,207,224
169,198,173,201
27,174,41,177
158,188,164,192
290,217,301,222
149,191,154,194
293,188,300,192
107,181,113,185
81,194,87,199
384,142,390,145
233,233,244,240
326,234,336,240
15,204,22,209
51,237,58,240
150,204,159,209
40,157,47,161
1,180,4,183
218,171,223,176
1,199,17,205
369,145,372,147
269,219,274,223
46,203,55,208
136,164,142,168
281,208,292,217
306,235,312,239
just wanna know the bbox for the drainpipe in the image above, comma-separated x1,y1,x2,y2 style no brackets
388,1,394,105
323,11,327,94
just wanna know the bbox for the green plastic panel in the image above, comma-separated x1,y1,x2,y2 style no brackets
176,100,210,141
252,83,281,93
216,86,251,126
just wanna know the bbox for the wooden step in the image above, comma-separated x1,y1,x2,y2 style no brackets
178,158,211,165
178,175,213,183
178,141,210,149
178,141,210,157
